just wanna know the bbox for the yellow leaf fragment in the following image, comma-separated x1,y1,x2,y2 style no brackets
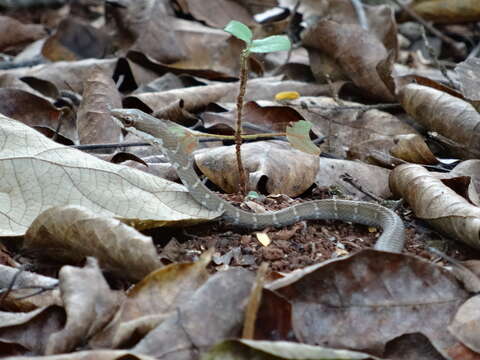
275,91,300,101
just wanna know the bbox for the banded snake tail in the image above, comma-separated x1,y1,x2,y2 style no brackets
111,109,405,253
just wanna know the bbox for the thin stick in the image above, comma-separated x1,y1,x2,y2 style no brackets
235,50,249,195
420,26,457,89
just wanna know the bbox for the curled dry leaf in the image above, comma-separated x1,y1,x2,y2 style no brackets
267,249,468,358
390,134,438,165
77,69,123,148
451,160,480,204
125,79,331,114
410,0,480,24
0,58,117,94
398,83,480,159
195,141,319,196
390,164,480,249
24,206,161,282
301,3,397,101
45,258,123,355
449,295,480,354
132,268,255,359
0,115,221,236
90,251,212,349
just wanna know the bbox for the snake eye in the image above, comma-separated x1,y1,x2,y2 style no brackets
123,116,135,127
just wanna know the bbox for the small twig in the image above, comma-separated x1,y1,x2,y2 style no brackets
0,267,24,306
350,0,369,30
288,102,400,112
420,26,457,89
428,131,480,158
390,0,466,58
340,173,384,203
235,49,250,195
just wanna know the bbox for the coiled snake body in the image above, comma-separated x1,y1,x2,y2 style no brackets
112,109,405,253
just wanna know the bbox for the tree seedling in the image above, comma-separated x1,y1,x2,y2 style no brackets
223,20,291,195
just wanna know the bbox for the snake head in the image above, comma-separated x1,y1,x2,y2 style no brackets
111,108,143,128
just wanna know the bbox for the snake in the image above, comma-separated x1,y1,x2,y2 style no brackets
111,108,405,253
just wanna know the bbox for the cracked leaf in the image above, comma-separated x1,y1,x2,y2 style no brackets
0,115,221,236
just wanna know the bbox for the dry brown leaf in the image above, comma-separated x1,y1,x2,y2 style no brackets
315,158,393,199
0,306,65,355
384,333,446,360
205,339,381,359
132,268,255,359
0,58,117,94
0,115,221,236
451,160,480,204
24,206,161,282
90,251,212,349
449,295,480,354
456,57,480,102
301,2,397,101
195,141,318,196
42,18,111,61
390,164,480,249
107,0,186,63
0,88,77,142
289,96,416,159
267,249,468,359
175,0,254,28
398,83,480,159
0,15,46,52
390,134,439,165
45,258,123,355
77,69,123,148
126,79,332,114
411,0,480,24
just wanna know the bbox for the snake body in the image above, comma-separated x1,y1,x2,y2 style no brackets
111,109,405,253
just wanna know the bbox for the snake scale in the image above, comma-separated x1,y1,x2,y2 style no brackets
111,109,405,253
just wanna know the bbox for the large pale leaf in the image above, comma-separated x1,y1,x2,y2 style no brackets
0,115,221,236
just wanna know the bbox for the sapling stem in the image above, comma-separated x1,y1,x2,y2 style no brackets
223,20,291,196
235,49,250,195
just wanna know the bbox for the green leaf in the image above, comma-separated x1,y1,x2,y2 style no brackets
250,35,291,53
286,120,321,156
224,20,252,45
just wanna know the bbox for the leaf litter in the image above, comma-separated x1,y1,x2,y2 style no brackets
1,0,480,359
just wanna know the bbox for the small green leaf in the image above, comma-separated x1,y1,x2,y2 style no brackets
250,35,291,53
286,120,321,156
224,20,253,45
